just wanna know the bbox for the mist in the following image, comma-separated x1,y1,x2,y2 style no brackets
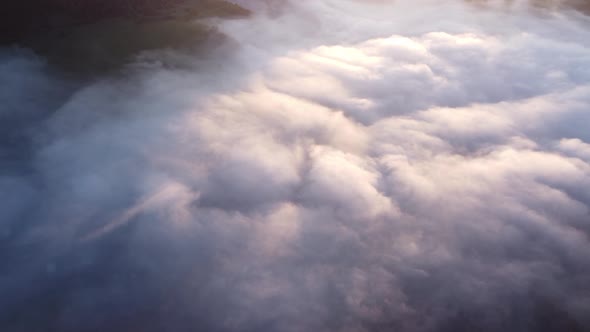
1,1,590,331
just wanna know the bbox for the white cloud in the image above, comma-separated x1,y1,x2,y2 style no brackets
1,1,590,331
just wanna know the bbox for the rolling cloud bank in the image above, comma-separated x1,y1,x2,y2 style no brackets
1,1,590,331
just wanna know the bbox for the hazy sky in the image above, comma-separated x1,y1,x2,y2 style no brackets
1,1,589,331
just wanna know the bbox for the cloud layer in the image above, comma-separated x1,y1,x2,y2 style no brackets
1,1,590,331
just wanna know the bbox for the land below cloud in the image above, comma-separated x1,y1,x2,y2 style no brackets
0,0,250,74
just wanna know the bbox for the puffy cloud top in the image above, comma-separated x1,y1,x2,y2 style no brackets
1,1,589,331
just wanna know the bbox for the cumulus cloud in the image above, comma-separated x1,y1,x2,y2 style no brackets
1,1,590,331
